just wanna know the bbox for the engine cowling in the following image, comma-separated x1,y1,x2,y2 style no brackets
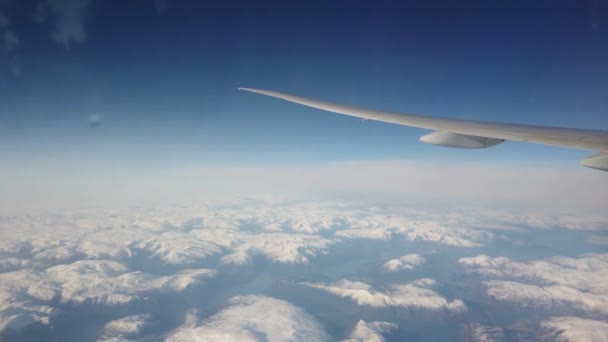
420,131,504,149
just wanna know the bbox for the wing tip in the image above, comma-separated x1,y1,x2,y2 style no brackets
238,87,274,97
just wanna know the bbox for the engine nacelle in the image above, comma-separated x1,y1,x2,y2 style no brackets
580,152,608,172
420,131,504,149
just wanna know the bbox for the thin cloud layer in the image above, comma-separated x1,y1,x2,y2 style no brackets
169,161,608,214
6,162,608,214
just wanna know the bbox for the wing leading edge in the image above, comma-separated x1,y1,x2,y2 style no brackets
239,87,608,171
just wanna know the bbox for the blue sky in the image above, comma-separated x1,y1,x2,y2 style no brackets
1,1,607,210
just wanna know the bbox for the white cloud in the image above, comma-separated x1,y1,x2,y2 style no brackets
303,279,467,313
382,253,426,272
97,314,152,342
459,254,608,316
166,295,329,342
342,320,397,342
541,317,608,342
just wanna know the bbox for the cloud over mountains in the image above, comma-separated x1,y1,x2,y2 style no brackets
97,314,153,342
541,316,608,342
166,295,329,342
0,198,606,340
342,320,397,342
303,279,467,313
382,253,426,272
460,254,608,317
0,259,215,331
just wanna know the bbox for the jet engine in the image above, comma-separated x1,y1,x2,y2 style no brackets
420,131,504,149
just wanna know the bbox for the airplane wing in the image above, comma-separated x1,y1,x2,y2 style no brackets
239,87,608,172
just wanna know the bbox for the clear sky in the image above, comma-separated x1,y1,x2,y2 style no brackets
1,1,607,210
